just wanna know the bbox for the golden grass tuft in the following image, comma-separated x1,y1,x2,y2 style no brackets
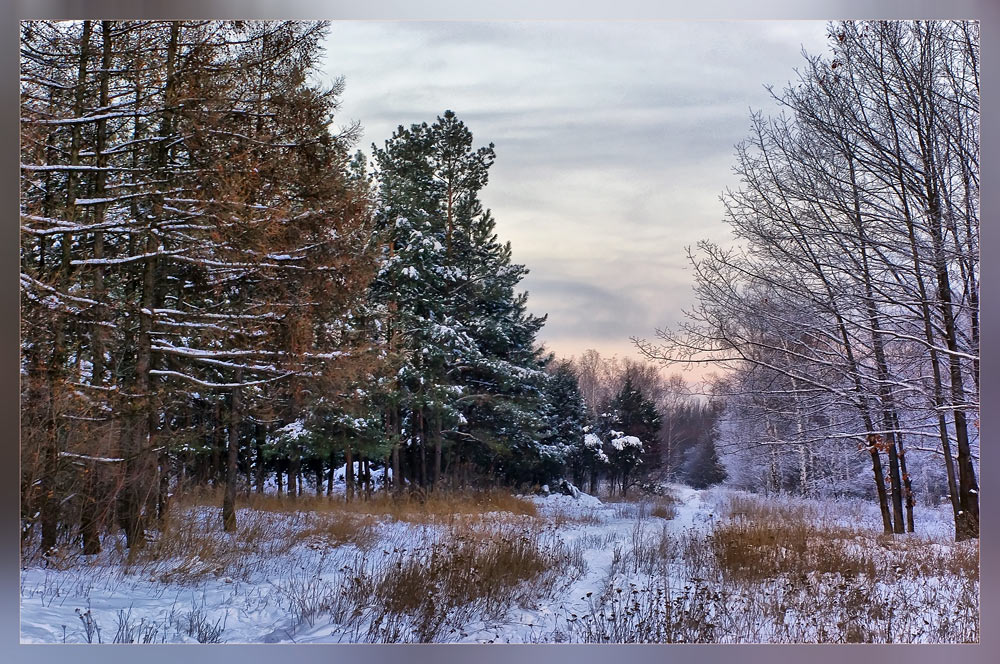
365,520,580,641
649,495,679,520
710,518,876,581
712,493,980,584
177,487,537,523
377,523,551,614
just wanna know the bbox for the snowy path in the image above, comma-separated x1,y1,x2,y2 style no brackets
20,486,715,644
458,485,715,643
670,484,711,528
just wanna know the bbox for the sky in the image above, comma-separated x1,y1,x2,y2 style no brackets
318,20,832,371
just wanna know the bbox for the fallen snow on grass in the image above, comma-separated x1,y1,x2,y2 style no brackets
20,485,977,644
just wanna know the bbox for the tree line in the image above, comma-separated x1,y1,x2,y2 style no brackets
20,20,725,557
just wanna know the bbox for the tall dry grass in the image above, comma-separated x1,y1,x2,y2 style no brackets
260,518,587,643
711,493,979,583
364,520,583,641
118,487,537,583
176,486,537,522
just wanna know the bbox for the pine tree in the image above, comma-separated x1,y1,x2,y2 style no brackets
604,374,661,469
536,360,587,485
370,111,548,489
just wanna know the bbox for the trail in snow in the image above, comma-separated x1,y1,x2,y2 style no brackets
454,484,715,643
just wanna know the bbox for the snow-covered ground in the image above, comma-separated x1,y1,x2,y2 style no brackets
20,484,976,643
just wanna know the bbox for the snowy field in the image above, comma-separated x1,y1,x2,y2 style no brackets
20,482,978,644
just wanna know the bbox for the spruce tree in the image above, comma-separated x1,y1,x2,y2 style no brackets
605,373,661,471
684,438,727,489
537,360,587,484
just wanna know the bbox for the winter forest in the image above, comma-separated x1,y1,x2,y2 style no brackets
20,20,979,644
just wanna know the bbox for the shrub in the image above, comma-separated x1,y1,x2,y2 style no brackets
366,521,581,641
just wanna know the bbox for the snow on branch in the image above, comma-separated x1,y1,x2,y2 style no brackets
149,369,299,389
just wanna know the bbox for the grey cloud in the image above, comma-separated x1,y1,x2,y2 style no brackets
319,20,831,361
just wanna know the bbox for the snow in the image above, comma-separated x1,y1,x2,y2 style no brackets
58,451,124,464
20,485,974,644
610,435,642,451
19,486,664,643
526,491,603,513
329,462,392,490
276,420,309,441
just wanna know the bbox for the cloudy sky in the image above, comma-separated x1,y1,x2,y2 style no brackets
319,21,832,366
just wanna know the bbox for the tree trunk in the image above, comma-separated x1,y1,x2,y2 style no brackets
254,423,265,494
210,402,221,487
327,450,336,496
157,445,169,523
345,443,354,501
391,407,401,494
418,410,427,488
364,456,372,498
288,455,298,497
222,376,241,532
79,457,102,555
884,436,905,535
891,411,914,532
433,412,442,491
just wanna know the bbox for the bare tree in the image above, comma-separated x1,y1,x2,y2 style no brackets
637,20,978,540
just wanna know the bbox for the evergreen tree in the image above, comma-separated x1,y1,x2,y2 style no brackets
607,432,645,497
683,438,727,489
604,373,661,471
573,431,610,493
536,360,586,484
370,110,548,489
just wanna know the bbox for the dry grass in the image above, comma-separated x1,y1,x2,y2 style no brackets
107,487,539,585
119,504,374,583
713,494,871,582
561,490,980,644
710,518,877,581
176,487,538,523
377,523,554,614
649,496,678,520
563,578,718,643
547,508,604,527
340,520,585,642
723,493,819,524
711,493,979,584
293,514,377,549
600,490,678,521
253,517,587,643
875,534,980,581
123,508,293,582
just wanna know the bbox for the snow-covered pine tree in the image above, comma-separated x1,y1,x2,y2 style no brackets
370,111,548,490
533,360,587,486
603,373,661,475
369,122,455,487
